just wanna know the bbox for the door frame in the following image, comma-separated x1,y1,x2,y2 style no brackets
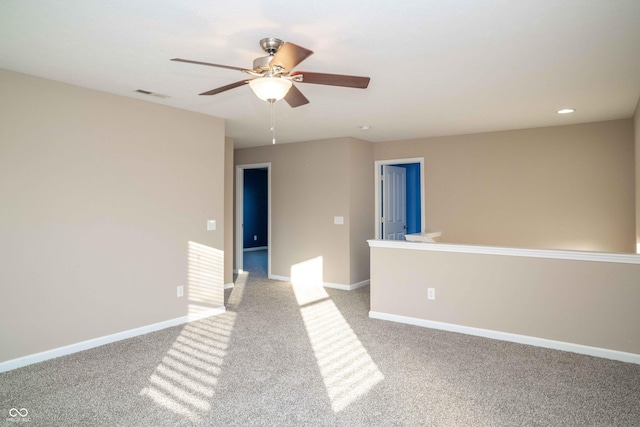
374,158,425,240
235,162,272,276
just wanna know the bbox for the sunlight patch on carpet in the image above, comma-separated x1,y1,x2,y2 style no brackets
292,257,384,413
139,242,239,423
139,313,236,422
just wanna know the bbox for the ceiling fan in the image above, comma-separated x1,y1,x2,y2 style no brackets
171,37,371,107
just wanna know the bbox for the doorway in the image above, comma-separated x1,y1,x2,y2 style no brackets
236,163,271,277
374,158,425,240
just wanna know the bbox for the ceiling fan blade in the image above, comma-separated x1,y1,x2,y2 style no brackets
199,80,250,96
284,85,309,108
171,58,247,72
292,72,370,89
269,43,314,72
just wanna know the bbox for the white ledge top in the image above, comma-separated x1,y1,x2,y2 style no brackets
367,239,640,265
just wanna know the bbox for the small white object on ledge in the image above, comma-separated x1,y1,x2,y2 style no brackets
405,231,442,243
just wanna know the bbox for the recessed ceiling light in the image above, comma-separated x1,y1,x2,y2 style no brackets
359,125,372,130
557,108,575,114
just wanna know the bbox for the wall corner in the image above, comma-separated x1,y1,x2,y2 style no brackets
634,97,640,253
225,137,234,284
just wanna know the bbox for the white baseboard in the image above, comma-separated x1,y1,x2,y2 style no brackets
0,306,226,373
348,279,370,290
269,275,370,291
322,281,352,291
324,279,370,291
224,282,235,289
369,311,640,365
243,246,268,252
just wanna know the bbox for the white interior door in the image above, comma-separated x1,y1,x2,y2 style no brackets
382,165,407,240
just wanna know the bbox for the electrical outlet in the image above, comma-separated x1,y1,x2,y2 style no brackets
428,288,435,300
254,235,258,241
177,285,184,298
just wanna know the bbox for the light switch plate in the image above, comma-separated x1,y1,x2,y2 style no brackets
334,216,344,225
207,220,216,231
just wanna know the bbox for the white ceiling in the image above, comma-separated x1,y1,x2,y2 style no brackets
1,0,639,148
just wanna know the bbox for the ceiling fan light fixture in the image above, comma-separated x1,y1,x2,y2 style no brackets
249,77,292,102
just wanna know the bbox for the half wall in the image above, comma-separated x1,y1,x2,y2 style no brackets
369,240,640,363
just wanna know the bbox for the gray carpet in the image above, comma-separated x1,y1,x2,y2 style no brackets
2,249,640,426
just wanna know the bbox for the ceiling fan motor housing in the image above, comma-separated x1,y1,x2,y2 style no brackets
253,38,284,72
252,56,272,71
259,37,284,55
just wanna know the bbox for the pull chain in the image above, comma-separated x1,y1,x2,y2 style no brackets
269,99,276,144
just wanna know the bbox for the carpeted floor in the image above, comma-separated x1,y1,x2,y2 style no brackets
2,249,640,426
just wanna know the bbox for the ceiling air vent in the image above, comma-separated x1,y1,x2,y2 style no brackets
133,89,170,99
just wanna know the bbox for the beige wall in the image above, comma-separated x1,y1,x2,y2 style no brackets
0,69,226,363
370,245,640,355
374,120,635,253
349,139,374,284
635,97,640,253
235,138,373,286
